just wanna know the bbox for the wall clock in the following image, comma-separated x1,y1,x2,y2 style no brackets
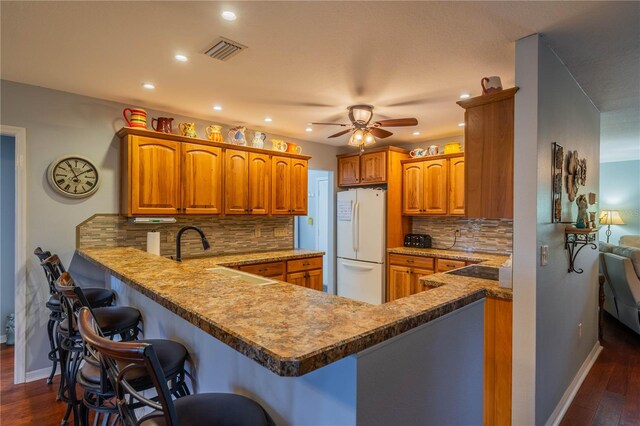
47,155,101,198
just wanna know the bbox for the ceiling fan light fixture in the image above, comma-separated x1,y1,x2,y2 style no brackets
348,128,365,147
348,105,374,125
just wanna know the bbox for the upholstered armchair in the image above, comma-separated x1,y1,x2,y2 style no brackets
620,235,640,248
600,245,640,335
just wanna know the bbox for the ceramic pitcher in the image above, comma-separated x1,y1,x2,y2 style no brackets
179,122,197,138
152,117,173,133
228,126,247,145
271,139,287,152
123,108,147,129
206,125,224,142
252,132,267,149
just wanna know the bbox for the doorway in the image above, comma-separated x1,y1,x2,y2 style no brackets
295,170,335,293
1,126,27,384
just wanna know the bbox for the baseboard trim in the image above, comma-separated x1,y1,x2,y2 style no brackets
545,341,603,426
25,366,59,383
0,335,6,344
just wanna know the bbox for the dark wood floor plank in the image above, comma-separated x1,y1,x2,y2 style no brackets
620,363,640,425
592,390,624,426
559,403,596,426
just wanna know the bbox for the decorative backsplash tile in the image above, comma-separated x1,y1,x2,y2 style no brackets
77,214,294,258
412,217,513,254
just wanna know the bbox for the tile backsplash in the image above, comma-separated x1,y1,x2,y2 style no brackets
77,214,294,258
412,217,513,254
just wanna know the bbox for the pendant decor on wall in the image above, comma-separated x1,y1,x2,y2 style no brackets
552,142,564,223
565,149,587,203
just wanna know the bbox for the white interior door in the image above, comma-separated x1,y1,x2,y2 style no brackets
337,258,384,304
337,190,357,260
316,178,329,289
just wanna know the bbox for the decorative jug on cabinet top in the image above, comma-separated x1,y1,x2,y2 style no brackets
252,132,267,149
123,108,147,129
152,117,174,133
206,125,224,142
179,122,197,138
271,139,287,152
228,126,247,145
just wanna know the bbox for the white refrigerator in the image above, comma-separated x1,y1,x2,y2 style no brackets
337,188,386,304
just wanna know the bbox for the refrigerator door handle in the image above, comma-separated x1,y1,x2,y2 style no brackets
354,201,359,252
340,259,375,271
351,200,357,252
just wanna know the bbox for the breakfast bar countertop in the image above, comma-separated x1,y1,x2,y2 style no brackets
388,247,513,300
78,246,486,377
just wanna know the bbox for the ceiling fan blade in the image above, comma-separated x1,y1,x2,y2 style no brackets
310,122,350,127
328,129,353,138
368,127,393,139
374,118,418,127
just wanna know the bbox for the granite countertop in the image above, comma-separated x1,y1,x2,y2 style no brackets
388,247,513,300
188,249,324,267
78,247,486,377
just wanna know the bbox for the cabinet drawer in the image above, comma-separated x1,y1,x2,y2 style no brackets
436,258,467,272
239,261,284,277
287,256,323,273
388,254,434,270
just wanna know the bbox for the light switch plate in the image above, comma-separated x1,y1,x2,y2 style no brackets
540,245,549,266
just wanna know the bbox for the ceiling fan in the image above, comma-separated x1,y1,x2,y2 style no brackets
311,104,418,151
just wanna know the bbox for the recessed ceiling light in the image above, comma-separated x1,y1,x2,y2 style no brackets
213,105,222,111
175,54,188,62
142,83,155,89
413,131,420,136
458,122,466,127
264,117,272,122
221,11,236,21
459,93,471,99
305,128,313,132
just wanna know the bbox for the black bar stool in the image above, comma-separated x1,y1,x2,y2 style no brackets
77,308,273,426
56,272,142,426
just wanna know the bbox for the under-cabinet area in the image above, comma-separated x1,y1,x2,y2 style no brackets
118,127,309,217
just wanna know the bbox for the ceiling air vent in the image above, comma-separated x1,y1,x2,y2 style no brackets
204,37,247,61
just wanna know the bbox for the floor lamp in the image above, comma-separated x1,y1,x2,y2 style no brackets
599,210,624,243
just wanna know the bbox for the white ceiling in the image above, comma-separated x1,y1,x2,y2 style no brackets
1,1,638,159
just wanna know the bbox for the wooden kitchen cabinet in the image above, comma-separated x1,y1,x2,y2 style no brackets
436,258,466,273
338,155,360,186
387,254,435,301
286,256,323,291
457,88,517,219
337,149,389,186
239,261,285,281
121,135,181,215
484,297,513,426
225,150,271,215
401,154,463,216
182,143,222,215
272,156,308,215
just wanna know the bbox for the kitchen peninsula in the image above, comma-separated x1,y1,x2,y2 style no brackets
79,246,489,425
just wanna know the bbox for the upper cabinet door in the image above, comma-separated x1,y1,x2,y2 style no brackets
182,143,222,215
402,162,424,215
129,136,180,215
338,155,360,186
225,149,249,214
290,159,308,215
449,156,465,216
248,153,270,215
360,151,387,184
423,159,447,215
271,156,292,214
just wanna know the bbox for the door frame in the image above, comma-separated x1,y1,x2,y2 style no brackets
1,125,27,384
315,176,329,290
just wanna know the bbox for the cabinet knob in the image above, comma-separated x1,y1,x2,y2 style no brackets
302,262,310,266
406,259,414,264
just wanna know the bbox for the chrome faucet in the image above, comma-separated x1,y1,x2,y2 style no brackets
175,226,210,262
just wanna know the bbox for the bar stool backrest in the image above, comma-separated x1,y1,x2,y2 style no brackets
55,272,93,338
77,308,178,426
42,254,67,295
34,248,56,294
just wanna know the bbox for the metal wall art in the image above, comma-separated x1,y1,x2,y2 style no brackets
566,150,587,202
552,142,564,223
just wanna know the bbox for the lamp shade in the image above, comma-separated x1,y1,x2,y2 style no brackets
599,210,624,225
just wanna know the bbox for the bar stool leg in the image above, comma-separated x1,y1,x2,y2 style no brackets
46,315,60,384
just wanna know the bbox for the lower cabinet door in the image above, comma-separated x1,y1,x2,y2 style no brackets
388,265,412,301
306,269,323,291
410,267,434,295
287,271,307,287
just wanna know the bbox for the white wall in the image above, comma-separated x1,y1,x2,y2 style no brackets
0,136,16,337
600,160,640,244
0,79,340,372
513,34,601,424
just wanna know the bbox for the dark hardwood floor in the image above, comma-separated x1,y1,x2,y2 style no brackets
2,313,639,425
561,313,640,426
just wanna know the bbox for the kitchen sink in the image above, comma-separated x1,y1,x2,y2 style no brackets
206,267,278,286
444,265,499,281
